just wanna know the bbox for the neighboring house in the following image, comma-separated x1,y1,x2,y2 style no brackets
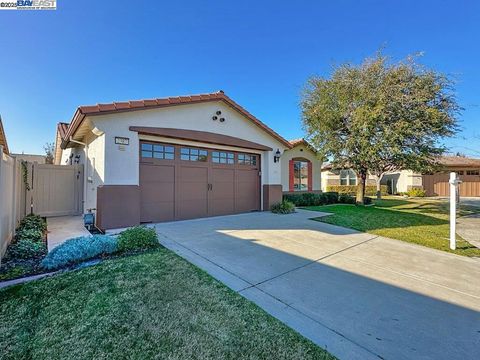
320,164,377,192
54,91,325,230
383,156,480,196
0,115,9,155
321,155,480,197
11,153,46,164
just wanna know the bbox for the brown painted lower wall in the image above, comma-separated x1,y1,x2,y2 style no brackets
96,185,140,230
263,184,283,211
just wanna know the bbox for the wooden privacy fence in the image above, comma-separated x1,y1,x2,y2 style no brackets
0,148,24,259
423,174,480,197
26,163,83,217
0,154,83,261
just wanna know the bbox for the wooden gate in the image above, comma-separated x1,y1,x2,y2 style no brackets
27,164,83,217
423,173,480,197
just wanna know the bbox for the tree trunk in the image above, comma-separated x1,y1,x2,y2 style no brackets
356,172,367,205
375,174,384,199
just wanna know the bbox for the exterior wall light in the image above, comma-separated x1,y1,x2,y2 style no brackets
274,149,281,163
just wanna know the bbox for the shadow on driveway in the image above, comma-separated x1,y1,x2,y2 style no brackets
154,210,480,360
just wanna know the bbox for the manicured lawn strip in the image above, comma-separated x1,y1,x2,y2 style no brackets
307,198,480,257
0,248,334,360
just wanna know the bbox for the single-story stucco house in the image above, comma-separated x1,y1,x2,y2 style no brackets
54,91,322,230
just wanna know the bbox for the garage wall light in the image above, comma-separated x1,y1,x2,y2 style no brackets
274,149,281,163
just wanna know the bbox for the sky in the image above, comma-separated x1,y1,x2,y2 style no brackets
0,0,479,156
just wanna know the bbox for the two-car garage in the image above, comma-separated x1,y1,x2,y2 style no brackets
139,140,261,223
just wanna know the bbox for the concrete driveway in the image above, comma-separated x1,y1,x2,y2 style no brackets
154,210,480,360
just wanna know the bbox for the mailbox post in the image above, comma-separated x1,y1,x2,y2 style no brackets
449,172,462,250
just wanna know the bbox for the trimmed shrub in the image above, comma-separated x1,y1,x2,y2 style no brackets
42,235,118,270
338,194,355,204
5,240,47,260
406,188,426,197
326,185,388,196
271,200,295,214
283,194,303,206
323,192,339,204
117,226,159,253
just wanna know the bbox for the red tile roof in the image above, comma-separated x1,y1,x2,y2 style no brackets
61,91,291,149
438,155,480,167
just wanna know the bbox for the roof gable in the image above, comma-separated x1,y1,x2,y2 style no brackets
61,91,291,149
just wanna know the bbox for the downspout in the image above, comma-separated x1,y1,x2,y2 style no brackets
69,137,88,213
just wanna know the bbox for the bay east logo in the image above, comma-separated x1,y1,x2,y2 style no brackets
0,0,56,10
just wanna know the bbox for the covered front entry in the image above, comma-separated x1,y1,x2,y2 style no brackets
139,141,260,223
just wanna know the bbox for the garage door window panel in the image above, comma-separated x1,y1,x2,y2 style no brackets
141,143,175,160
181,147,208,162
212,151,234,164
238,153,257,166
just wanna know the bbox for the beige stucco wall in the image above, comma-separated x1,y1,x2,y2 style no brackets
382,170,423,193
280,144,322,191
84,133,105,211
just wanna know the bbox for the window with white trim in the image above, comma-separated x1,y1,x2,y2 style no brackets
340,169,357,186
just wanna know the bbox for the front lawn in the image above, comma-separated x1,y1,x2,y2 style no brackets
0,248,333,360
307,197,480,257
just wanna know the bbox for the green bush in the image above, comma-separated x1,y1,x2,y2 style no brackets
19,214,47,233
406,188,426,197
42,235,118,270
15,214,46,242
117,226,159,253
5,240,47,260
283,192,338,206
271,201,295,214
338,194,355,204
326,185,388,196
323,192,339,204
15,228,43,242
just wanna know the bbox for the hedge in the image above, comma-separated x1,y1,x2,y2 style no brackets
326,185,388,196
283,192,339,207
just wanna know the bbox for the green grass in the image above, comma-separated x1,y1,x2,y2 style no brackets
306,197,480,257
0,248,333,360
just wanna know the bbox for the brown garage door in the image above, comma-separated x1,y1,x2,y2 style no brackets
139,141,260,223
423,173,480,197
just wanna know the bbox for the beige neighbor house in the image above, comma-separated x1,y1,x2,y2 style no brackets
321,155,480,197
54,91,324,230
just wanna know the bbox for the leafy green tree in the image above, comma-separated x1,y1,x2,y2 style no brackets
301,53,460,203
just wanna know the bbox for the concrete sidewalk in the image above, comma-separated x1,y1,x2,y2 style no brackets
457,213,480,249
155,210,480,360
47,216,91,251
